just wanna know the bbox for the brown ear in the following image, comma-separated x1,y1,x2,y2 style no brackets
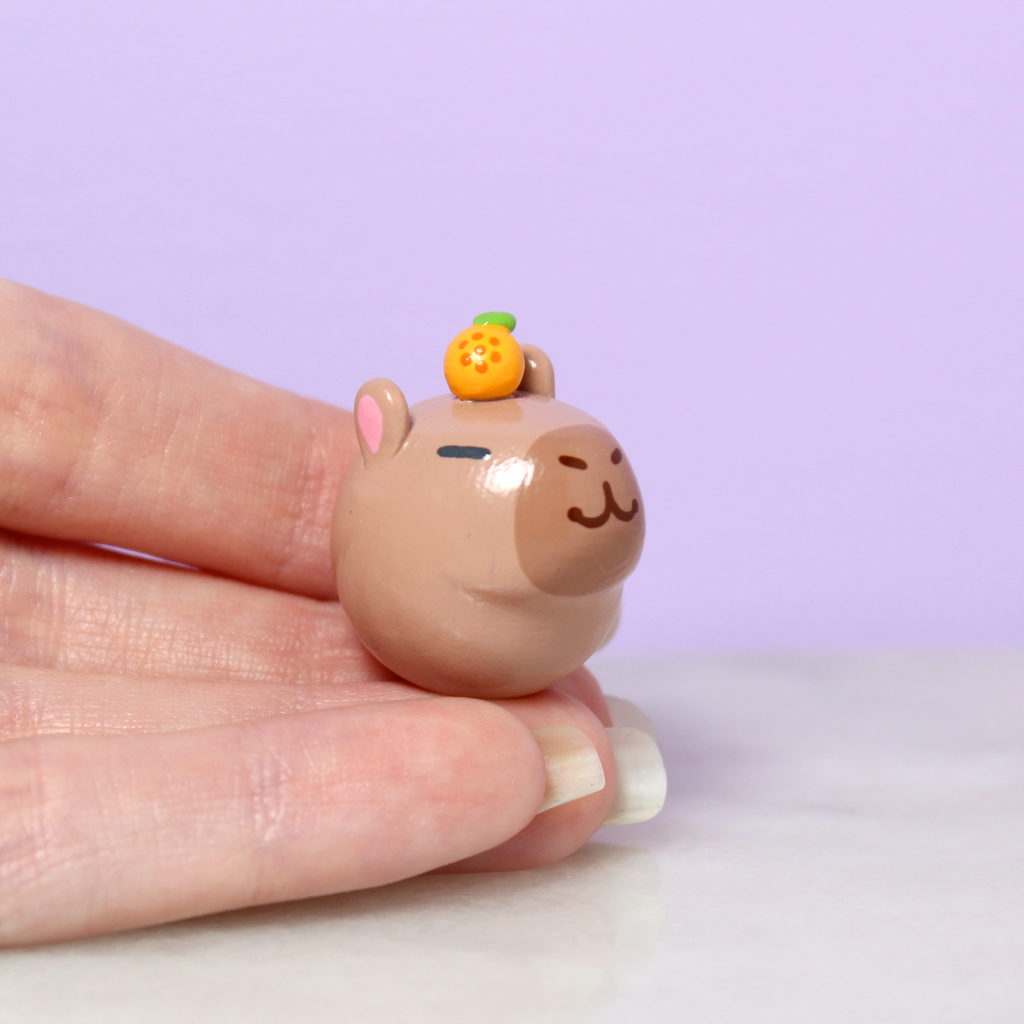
518,344,555,399
354,378,410,463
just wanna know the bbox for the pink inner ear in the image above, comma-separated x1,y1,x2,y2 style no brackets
357,394,384,454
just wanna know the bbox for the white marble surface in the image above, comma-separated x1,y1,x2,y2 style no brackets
1,650,1021,1023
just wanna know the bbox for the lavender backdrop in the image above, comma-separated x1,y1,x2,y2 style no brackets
2,1,1022,652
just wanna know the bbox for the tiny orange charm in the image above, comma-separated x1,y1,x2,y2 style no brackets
444,312,525,400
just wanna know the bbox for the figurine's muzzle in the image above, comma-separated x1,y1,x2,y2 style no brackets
515,425,645,596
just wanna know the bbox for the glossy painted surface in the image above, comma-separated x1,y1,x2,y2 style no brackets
332,354,644,696
517,425,643,596
444,323,525,401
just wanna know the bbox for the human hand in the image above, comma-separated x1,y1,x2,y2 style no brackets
0,281,664,946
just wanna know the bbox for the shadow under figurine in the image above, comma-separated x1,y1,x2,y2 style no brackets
332,312,644,698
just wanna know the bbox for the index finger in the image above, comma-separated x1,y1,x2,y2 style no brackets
0,280,355,597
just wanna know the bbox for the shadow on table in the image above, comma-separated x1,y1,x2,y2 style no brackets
0,843,664,1024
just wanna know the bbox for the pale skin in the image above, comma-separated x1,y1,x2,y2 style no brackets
0,280,619,947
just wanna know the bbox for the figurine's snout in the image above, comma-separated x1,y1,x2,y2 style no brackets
515,425,645,597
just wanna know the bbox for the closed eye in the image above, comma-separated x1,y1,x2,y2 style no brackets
559,455,588,470
438,445,491,459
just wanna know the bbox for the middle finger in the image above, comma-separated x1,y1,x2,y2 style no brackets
0,531,613,737
0,530,393,685
1,528,613,722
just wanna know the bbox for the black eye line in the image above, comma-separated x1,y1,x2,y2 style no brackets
437,445,491,460
611,448,622,464
559,455,588,470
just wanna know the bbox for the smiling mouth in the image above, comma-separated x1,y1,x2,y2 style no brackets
568,481,640,529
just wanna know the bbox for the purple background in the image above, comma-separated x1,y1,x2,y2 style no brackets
2,1,1022,652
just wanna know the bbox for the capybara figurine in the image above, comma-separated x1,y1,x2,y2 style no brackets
331,313,645,697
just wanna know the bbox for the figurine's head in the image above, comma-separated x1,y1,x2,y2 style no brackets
331,315,645,697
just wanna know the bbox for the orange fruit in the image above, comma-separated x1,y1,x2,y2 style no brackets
444,313,525,400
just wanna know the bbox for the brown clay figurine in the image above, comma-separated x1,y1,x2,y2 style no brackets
331,312,645,698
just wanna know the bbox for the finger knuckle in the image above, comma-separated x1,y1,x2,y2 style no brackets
239,739,305,849
0,291,105,515
0,745,59,927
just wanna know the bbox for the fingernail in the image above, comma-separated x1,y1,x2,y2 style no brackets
532,726,607,812
602,727,667,826
604,695,660,744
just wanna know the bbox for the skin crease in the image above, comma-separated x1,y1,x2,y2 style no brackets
0,280,620,946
